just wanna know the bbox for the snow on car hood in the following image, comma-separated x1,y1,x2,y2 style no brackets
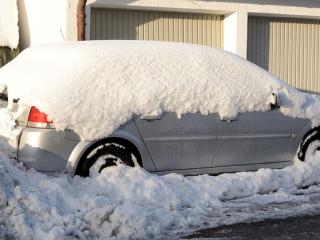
0,40,319,140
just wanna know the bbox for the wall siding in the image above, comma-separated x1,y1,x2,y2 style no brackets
90,8,224,48
248,16,320,93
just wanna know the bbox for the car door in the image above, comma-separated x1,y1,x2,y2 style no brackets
214,109,292,168
134,112,218,171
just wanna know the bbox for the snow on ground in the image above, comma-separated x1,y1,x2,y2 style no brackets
1,41,320,140
1,41,320,239
1,109,320,239
0,0,19,49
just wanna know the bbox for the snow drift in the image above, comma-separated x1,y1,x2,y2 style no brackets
0,40,320,140
0,0,19,49
1,108,320,239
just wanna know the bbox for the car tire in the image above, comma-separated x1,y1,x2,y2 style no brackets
298,131,320,161
76,143,136,177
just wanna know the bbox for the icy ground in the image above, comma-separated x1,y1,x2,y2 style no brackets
1,108,320,240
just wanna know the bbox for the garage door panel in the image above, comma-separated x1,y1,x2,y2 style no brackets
248,16,320,94
90,8,223,48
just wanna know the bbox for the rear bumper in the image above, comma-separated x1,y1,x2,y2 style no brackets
17,127,80,172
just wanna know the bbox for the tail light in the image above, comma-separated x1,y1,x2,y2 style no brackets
27,106,54,128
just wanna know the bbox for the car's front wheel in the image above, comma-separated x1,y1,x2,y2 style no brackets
76,142,138,177
298,131,320,161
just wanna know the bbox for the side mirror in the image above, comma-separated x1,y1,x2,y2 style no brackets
270,93,280,108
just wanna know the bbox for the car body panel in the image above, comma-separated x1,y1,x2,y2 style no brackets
291,118,313,159
214,110,293,168
134,112,218,171
18,127,79,172
66,120,156,173
17,107,312,175
155,161,292,176
18,119,156,173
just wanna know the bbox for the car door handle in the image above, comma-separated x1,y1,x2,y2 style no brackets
222,120,236,123
141,114,161,121
221,117,237,122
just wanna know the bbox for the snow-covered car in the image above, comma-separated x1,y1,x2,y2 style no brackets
0,41,319,176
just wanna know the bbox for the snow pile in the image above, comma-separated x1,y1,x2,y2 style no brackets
0,41,319,140
0,0,19,49
0,110,320,239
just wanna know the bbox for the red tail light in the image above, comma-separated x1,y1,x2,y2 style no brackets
28,107,54,128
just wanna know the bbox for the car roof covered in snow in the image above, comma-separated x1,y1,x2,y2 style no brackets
0,40,319,140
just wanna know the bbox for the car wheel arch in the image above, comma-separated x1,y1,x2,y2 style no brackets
297,126,320,161
66,130,156,174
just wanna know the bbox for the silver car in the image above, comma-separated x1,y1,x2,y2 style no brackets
12,95,318,176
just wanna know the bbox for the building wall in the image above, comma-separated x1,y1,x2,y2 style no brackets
90,8,224,48
17,0,320,92
20,0,320,55
248,16,320,93
79,0,320,58
66,0,78,41
17,0,68,50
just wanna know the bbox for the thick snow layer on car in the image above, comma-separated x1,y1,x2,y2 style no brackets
1,109,320,239
0,0,19,49
0,41,320,140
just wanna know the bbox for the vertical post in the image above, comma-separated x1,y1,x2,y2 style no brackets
223,11,248,59
77,0,87,41
236,11,248,59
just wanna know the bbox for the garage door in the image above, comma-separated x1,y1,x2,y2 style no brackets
90,8,224,48
248,16,320,93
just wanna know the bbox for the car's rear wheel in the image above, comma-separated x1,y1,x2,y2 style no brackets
76,142,138,177
298,131,320,161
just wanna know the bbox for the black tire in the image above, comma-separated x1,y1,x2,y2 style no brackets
298,131,320,161
76,143,136,177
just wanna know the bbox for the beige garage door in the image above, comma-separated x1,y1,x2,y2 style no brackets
90,8,224,48
248,16,320,93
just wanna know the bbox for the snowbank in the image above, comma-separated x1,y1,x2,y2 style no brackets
0,0,19,49
1,41,320,238
0,41,320,140
1,108,320,239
